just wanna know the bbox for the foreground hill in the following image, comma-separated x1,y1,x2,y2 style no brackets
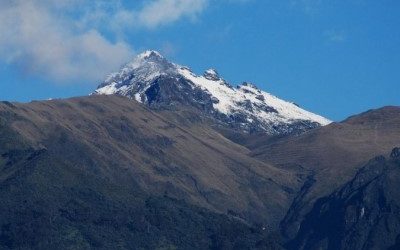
0,94,399,249
0,95,296,249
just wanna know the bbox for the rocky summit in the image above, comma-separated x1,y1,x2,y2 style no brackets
94,50,331,135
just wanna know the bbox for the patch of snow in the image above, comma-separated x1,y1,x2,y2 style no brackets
95,82,118,95
178,67,331,126
240,85,331,125
178,67,238,114
134,93,141,102
205,69,218,75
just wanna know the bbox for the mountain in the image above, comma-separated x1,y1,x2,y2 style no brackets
0,94,398,249
1,50,399,249
288,148,400,250
0,95,296,249
250,106,400,240
93,50,330,135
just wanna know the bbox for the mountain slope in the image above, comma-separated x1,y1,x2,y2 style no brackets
250,106,400,240
288,148,400,250
94,50,330,135
0,95,300,240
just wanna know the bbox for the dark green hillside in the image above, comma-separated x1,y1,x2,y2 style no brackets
0,148,280,249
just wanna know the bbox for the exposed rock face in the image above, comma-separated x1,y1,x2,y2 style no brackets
288,148,400,250
391,147,400,158
203,69,222,81
94,50,330,135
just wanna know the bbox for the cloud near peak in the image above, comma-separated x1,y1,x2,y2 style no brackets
0,0,208,84
137,0,207,28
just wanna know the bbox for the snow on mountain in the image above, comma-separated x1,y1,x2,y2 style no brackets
96,50,176,101
177,67,330,125
94,50,331,134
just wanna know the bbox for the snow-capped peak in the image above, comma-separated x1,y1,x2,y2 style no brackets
95,50,176,100
94,50,331,134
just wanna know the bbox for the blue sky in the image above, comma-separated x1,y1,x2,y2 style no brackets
0,0,399,121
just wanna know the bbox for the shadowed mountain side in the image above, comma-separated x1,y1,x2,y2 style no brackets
250,106,400,239
288,148,400,250
0,95,300,231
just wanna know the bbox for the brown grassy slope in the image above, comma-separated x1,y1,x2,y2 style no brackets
0,95,300,228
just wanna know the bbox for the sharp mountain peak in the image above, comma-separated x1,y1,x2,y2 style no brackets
94,50,331,135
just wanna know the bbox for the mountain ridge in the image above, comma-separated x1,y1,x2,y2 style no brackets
94,50,331,135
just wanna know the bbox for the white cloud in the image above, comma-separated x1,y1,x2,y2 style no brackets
0,0,132,83
137,0,208,28
0,0,210,84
